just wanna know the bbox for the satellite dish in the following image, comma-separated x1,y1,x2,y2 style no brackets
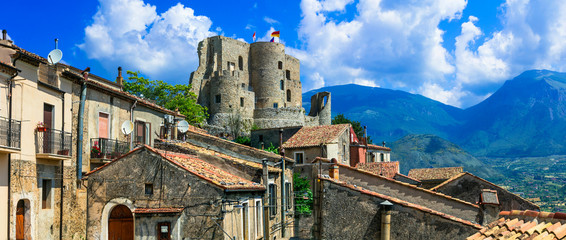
121,120,134,135
47,49,62,65
177,120,189,133
47,38,62,65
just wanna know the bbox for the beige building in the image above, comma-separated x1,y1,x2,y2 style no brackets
282,124,352,165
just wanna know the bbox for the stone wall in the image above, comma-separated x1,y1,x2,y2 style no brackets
253,107,305,129
317,179,480,240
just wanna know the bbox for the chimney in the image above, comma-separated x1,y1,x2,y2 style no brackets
380,200,393,240
329,158,339,180
382,141,386,147
2,30,6,40
116,66,123,87
478,189,500,225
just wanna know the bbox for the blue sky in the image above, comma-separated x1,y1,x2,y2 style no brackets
3,0,566,108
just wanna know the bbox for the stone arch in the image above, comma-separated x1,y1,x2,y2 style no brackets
100,198,135,240
16,199,31,240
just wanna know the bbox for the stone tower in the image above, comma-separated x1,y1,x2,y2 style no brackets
189,36,330,132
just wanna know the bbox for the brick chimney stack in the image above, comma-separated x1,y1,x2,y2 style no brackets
478,189,500,225
2,30,6,40
116,66,123,87
329,158,339,180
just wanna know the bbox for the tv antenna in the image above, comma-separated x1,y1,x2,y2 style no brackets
47,38,63,65
121,120,134,135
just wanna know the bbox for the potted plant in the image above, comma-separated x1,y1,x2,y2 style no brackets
37,122,47,132
91,142,102,158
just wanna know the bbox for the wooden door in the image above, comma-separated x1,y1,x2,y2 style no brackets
43,104,53,153
16,200,25,240
108,205,133,240
99,113,109,139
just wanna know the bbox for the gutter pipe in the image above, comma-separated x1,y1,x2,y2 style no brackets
76,68,89,181
7,53,20,240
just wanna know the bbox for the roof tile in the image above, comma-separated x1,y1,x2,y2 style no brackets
282,124,350,148
408,167,464,181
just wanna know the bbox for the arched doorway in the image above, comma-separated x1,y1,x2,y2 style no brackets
16,199,30,240
108,205,133,240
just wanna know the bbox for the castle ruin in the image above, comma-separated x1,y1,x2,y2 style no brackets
189,36,330,132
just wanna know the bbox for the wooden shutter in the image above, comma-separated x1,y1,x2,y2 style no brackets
98,113,109,138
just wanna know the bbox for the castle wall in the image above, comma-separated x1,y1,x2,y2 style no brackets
253,107,305,129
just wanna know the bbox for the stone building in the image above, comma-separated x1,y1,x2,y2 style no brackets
282,124,352,165
84,145,267,240
189,36,331,132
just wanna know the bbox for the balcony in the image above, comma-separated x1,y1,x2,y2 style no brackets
0,116,21,153
90,138,130,162
35,128,72,160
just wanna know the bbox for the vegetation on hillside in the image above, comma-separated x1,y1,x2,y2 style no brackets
124,71,208,124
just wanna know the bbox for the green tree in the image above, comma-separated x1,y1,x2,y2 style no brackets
123,71,208,124
293,173,313,215
332,113,372,143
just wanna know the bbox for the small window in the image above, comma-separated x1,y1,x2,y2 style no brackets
381,153,385,162
285,182,292,210
241,83,246,89
286,89,291,102
273,103,278,109
294,152,304,164
259,135,264,143
269,184,277,216
42,179,52,209
215,94,221,103
278,61,283,69
238,56,243,71
255,199,263,238
280,80,284,90
286,70,290,80
145,183,154,195
240,97,244,107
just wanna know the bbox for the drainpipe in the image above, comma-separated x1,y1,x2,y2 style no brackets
380,200,393,240
8,50,21,240
262,159,270,240
279,129,285,238
76,68,89,181
130,100,137,149
59,89,64,240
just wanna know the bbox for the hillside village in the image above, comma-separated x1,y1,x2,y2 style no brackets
1,31,566,240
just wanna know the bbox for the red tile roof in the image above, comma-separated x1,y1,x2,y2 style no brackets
356,162,399,178
367,144,391,151
467,211,566,239
134,207,184,214
394,172,422,183
321,177,482,230
282,124,350,149
85,145,264,191
408,167,464,181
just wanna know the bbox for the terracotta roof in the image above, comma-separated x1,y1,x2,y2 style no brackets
282,124,350,149
85,145,264,191
313,157,479,209
394,172,422,183
430,172,540,210
467,211,566,240
408,167,464,181
367,144,391,151
356,162,399,178
321,177,482,230
134,207,184,214
168,141,281,172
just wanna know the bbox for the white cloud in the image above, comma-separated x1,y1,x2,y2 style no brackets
263,16,279,24
419,82,467,107
79,0,215,84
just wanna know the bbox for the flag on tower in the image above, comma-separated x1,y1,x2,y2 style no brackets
271,31,280,38
270,37,275,42
253,32,256,42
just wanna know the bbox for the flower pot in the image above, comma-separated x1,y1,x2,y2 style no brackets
37,127,47,132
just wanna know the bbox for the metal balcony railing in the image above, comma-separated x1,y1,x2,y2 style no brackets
35,128,72,156
0,116,21,149
90,138,130,160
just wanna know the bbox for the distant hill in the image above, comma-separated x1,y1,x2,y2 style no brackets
303,70,566,157
390,134,501,179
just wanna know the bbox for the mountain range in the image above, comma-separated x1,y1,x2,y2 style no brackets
303,70,566,158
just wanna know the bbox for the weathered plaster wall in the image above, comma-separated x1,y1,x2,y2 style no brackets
317,179,479,240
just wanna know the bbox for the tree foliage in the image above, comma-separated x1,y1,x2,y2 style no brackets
332,113,372,143
293,173,313,215
123,71,208,125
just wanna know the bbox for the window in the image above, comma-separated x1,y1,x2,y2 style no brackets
240,97,244,107
259,135,263,143
294,152,304,164
42,179,52,209
280,80,284,90
269,184,277,216
241,202,250,240
286,70,290,80
380,153,385,162
285,182,292,210
98,112,109,139
135,121,147,145
157,222,171,240
286,90,291,102
273,103,278,109
215,94,221,103
145,183,153,195
278,61,283,69
241,83,246,89
255,199,263,238
238,56,243,71
228,62,236,76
